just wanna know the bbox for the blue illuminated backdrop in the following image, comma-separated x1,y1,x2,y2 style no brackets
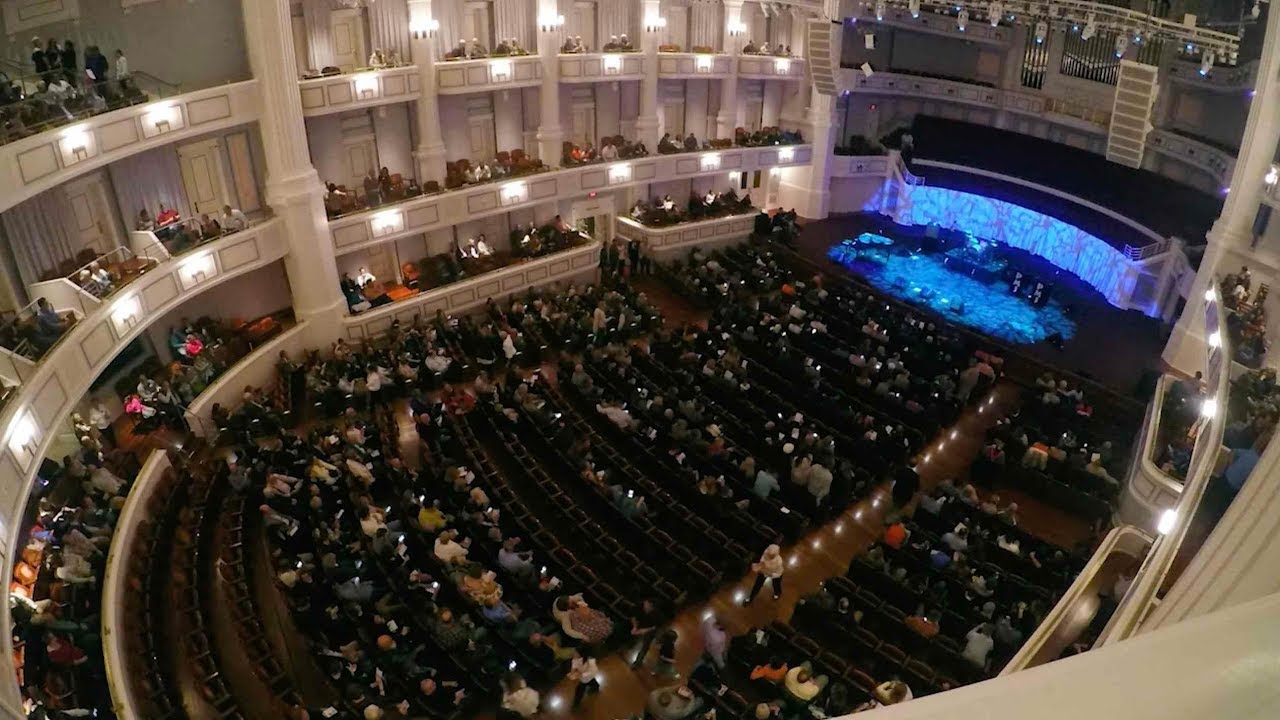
867,183,1141,308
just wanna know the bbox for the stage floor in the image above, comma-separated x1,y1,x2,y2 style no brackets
828,233,1076,345
796,214,1167,393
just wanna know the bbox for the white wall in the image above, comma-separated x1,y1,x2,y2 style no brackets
142,261,293,364
306,114,348,188
829,176,887,214
0,0,250,91
372,104,415,180
1164,84,1249,151
439,94,470,162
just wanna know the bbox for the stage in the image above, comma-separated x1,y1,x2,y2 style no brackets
828,230,1074,345
800,214,1166,392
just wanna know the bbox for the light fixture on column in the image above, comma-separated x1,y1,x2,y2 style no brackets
1034,21,1047,44
957,9,969,32
989,2,1003,26
8,411,37,458
1081,13,1096,40
908,0,920,18
644,15,667,33
410,16,439,39
874,0,886,21
538,12,565,33
1114,33,1128,58
1266,165,1279,190
1199,50,1214,76
728,21,747,38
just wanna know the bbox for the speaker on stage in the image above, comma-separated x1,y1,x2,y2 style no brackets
1031,281,1053,307
1010,271,1024,296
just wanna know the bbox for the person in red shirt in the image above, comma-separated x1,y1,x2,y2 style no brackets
883,522,910,549
45,633,87,666
156,203,180,226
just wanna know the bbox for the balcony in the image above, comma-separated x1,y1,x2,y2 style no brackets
0,219,287,532
1146,128,1236,187
1166,58,1257,91
328,144,813,254
436,55,543,95
657,53,733,79
0,79,260,215
737,55,807,80
616,211,757,255
343,241,600,339
560,52,645,82
299,65,421,117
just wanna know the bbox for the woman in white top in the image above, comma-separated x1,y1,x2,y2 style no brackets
570,647,601,706
745,543,786,604
500,672,540,717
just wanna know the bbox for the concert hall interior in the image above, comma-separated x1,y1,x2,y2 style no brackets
1,2,1279,720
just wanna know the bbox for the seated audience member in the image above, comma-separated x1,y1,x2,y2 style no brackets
220,204,248,232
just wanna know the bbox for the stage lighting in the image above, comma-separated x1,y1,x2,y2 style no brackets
1200,51,1214,76
1081,14,1096,40
1114,34,1128,58
989,2,1003,26
875,0,886,20
1034,21,1047,44
957,9,968,31
909,0,920,18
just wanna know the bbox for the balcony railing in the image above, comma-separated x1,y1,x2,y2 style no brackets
328,143,813,254
299,65,420,117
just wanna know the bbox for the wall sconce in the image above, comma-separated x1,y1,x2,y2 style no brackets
1208,330,1222,348
1266,165,1278,189
144,102,179,136
644,15,667,33
372,209,404,237
1201,397,1218,419
608,163,632,183
502,181,528,204
1156,509,1177,535
490,59,512,82
700,153,721,171
603,54,622,75
728,21,747,38
62,125,92,162
778,147,794,162
113,295,141,331
179,252,215,289
354,73,379,99
774,58,791,75
410,16,438,39
539,13,565,33
7,411,38,459
695,55,713,73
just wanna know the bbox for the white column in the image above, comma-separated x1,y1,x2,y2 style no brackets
781,89,836,218
716,0,745,140
536,2,565,166
1164,5,1280,373
409,0,447,185
242,0,344,341
636,0,662,150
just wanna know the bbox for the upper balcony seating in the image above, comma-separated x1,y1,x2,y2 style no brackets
907,116,1223,246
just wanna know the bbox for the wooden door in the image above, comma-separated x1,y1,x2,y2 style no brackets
330,8,367,72
177,139,230,215
570,104,596,147
62,173,120,254
468,115,497,161
571,1,597,50
342,138,378,193
463,1,493,48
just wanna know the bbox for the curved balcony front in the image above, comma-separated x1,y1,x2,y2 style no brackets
0,80,261,215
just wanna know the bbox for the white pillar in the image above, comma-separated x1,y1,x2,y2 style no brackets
1164,5,1280,373
536,3,565,166
636,0,662,150
782,89,836,218
242,0,345,341
409,0,447,185
716,0,745,141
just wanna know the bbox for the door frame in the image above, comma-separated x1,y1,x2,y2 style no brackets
329,7,368,72
176,138,232,216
